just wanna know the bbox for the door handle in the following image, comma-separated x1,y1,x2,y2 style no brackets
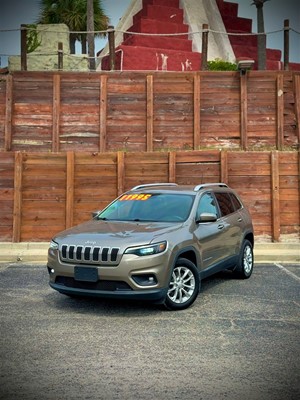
237,218,242,222
218,224,224,230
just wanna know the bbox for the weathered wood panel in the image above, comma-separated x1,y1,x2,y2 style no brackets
20,153,67,241
11,73,53,152
73,152,118,224
279,152,299,235
59,75,101,152
227,152,273,237
0,150,298,243
0,71,299,153
200,72,240,148
0,152,14,240
106,74,147,152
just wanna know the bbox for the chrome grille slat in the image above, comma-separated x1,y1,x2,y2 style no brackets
60,244,120,264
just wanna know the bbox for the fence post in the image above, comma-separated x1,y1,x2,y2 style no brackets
283,19,290,71
117,152,125,195
146,75,154,152
58,42,63,71
271,151,280,242
193,73,201,149
276,73,284,150
20,24,27,71
168,152,176,183
108,26,116,71
201,24,208,71
66,151,75,229
4,75,13,151
12,152,23,242
52,74,61,152
240,72,248,150
99,75,107,152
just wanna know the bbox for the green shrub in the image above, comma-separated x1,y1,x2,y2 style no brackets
207,58,237,71
26,24,41,53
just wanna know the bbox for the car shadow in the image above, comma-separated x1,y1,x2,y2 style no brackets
44,270,235,316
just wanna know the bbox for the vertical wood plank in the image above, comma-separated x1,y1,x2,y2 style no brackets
271,151,280,242
52,74,61,152
193,73,201,149
298,150,300,233
12,152,23,242
294,74,300,144
220,150,228,184
146,75,154,152
276,73,284,150
100,75,107,152
168,152,176,182
117,151,125,195
4,75,13,151
240,73,248,150
66,151,74,229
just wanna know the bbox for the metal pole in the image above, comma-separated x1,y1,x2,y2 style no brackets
108,26,116,71
58,42,63,70
87,0,95,70
283,19,290,71
21,24,27,71
201,24,208,71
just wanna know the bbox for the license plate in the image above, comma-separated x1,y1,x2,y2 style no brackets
74,266,98,282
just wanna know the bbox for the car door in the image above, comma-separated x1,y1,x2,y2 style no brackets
213,191,243,260
193,192,224,270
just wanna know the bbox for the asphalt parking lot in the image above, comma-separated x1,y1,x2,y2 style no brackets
0,262,299,400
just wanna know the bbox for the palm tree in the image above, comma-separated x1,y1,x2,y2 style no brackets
251,0,270,70
36,0,109,54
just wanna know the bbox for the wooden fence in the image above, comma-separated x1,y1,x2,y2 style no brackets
0,150,299,242
0,70,299,152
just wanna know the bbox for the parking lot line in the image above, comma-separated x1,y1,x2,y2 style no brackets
275,263,300,282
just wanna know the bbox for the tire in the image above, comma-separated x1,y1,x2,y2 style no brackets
234,239,254,279
164,258,200,311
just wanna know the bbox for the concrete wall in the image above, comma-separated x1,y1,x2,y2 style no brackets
9,24,89,72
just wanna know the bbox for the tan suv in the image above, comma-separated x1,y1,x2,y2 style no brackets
47,183,254,310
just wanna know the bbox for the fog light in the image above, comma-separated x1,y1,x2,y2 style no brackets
132,274,157,286
51,269,55,274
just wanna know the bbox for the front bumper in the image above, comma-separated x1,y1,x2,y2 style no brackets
49,281,168,303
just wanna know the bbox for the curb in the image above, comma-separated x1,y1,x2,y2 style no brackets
0,242,299,264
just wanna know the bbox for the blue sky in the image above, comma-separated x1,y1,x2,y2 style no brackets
0,0,299,67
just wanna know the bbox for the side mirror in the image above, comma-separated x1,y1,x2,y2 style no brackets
92,211,101,219
196,213,217,223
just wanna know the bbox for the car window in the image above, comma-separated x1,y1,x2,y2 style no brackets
196,192,218,219
214,192,235,216
98,193,195,222
230,193,242,211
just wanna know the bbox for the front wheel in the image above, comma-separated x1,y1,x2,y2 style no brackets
164,258,200,311
234,239,254,279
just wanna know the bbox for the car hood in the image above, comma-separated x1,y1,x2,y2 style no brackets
53,219,182,248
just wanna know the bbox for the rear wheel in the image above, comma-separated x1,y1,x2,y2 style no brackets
234,239,254,279
164,258,200,311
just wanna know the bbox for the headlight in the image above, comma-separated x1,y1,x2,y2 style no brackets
49,240,58,250
125,241,167,257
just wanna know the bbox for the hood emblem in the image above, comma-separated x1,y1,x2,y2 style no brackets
85,240,97,245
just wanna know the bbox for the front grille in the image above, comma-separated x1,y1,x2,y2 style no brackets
60,244,120,265
55,276,132,291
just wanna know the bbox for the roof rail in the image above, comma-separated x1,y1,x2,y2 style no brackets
131,183,178,190
194,183,228,192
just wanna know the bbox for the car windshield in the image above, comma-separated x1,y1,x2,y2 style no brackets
97,193,195,222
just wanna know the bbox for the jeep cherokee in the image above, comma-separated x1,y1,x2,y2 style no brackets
47,183,254,310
